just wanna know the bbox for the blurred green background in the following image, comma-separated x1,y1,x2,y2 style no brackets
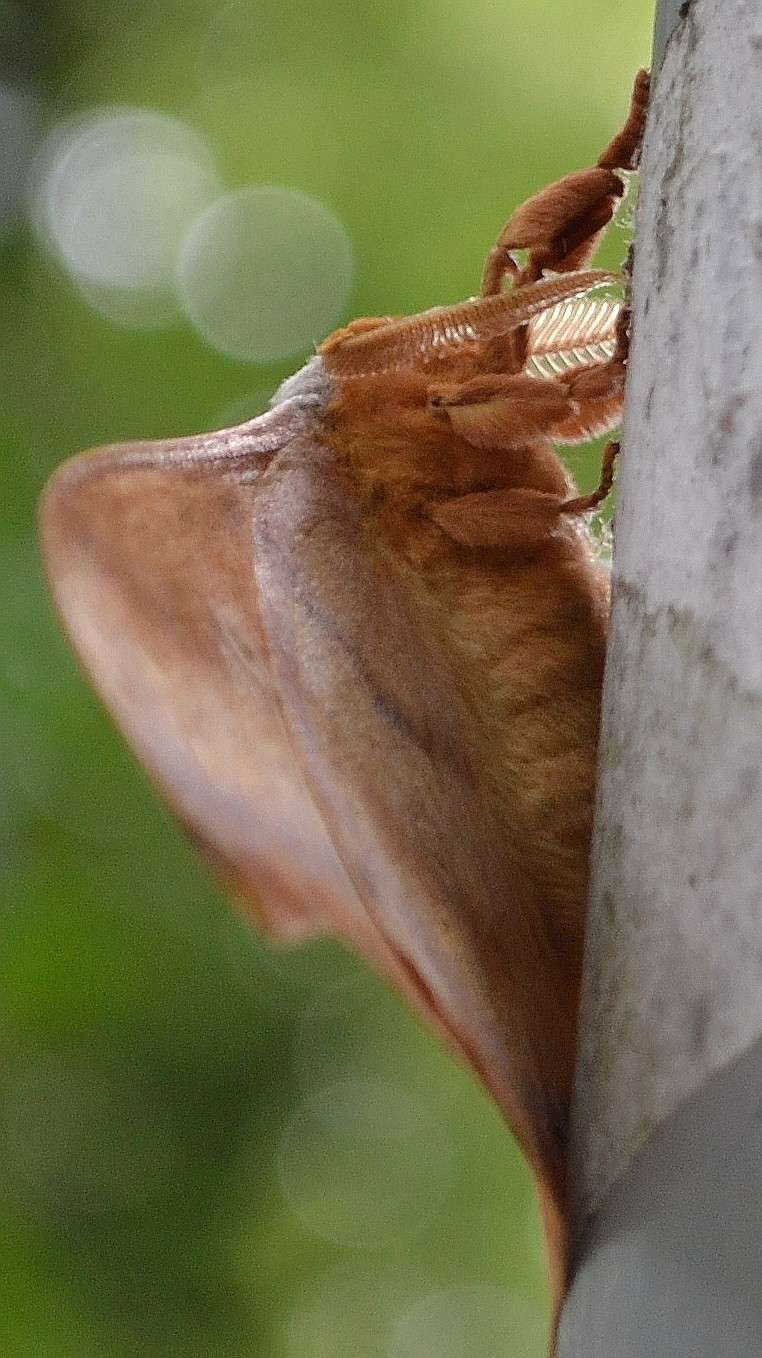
1,2,652,1355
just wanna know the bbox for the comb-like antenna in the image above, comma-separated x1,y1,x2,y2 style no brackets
322,270,620,377
525,297,620,379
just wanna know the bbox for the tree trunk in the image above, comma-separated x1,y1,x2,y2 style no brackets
558,1,762,1350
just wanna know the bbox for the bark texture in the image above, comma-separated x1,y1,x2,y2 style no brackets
570,0,762,1230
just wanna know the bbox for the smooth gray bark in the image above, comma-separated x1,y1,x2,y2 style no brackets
559,1037,762,1355
559,0,762,1344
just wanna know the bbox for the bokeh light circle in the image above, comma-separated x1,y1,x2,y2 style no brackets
175,185,353,362
390,1284,548,1358
30,107,221,327
276,1077,455,1247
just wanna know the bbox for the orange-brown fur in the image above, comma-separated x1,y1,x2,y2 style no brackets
317,70,649,1324
325,366,607,1024
318,369,608,1322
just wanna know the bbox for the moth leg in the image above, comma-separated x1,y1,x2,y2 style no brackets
481,186,619,296
560,440,619,515
427,443,620,553
597,68,651,173
428,371,581,451
426,485,567,552
481,68,650,296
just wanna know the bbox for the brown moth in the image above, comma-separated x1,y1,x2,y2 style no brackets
40,70,649,1328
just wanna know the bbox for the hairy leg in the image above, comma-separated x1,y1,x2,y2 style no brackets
560,439,619,516
481,69,650,296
